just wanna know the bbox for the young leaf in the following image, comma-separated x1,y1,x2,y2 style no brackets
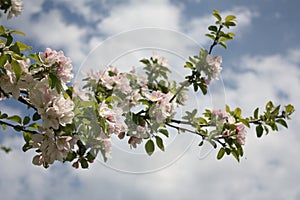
7,115,22,124
256,125,264,138
254,107,259,119
217,148,225,160
11,59,22,81
23,116,30,125
225,15,236,22
23,131,32,143
276,119,288,128
145,139,155,156
155,136,165,151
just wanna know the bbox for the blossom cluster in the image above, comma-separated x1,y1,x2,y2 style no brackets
212,109,246,145
83,55,182,152
39,48,74,89
32,128,78,167
0,46,76,166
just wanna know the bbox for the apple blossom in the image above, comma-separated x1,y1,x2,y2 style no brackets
236,123,246,145
206,54,222,80
39,48,74,89
29,78,74,129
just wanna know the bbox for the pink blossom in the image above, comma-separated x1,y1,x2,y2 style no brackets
32,129,78,166
236,123,246,145
206,54,222,80
152,52,169,67
128,136,143,149
29,78,74,129
39,48,73,89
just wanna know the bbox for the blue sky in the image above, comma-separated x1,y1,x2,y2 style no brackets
1,0,300,199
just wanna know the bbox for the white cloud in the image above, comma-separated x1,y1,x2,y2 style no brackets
96,0,182,35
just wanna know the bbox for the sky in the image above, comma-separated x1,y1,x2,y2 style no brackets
1,0,300,199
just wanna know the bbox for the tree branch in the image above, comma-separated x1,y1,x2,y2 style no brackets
0,119,39,134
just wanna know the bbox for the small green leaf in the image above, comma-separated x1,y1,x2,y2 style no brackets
256,125,264,138
218,41,227,49
212,10,222,21
205,34,215,40
22,143,32,152
80,159,89,169
217,148,225,160
145,139,155,156
233,107,242,117
7,115,22,124
159,129,169,137
276,119,288,128
23,116,30,125
231,149,240,162
155,136,164,151
16,41,32,51
11,59,22,81
225,15,236,22
0,54,10,67
208,25,218,32
198,140,204,146
254,107,259,119
32,112,41,121
23,131,32,143
10,30,26,36
0,113,8,119
226,105,230,113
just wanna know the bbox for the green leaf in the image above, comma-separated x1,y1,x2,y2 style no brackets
7,115,22,124
49,72,62,93
86,152,96,161
23,131,32,143
0,54,10,67
10,30,26,36
155,136,164,151
225,15,236,22
0,113,8,119
198,140,204,146
16,41,32,51
145,139,155,156
208,25,218,32
233,107,242,117
212,10,222,22
254,107,259,119
205,34,215,40
276,119,288,128
22,143,32,152
11,59,22,81
23,116,30,125
80,159,89,169
32,112,41,121
256,125,264,138
184,61,194,70
223,21,236,27
217,148,225,160
159,129,169,137
225,105,230,113
218,41,227,49
231,149,240,162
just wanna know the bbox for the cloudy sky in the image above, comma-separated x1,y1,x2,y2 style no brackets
1,0,300,199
